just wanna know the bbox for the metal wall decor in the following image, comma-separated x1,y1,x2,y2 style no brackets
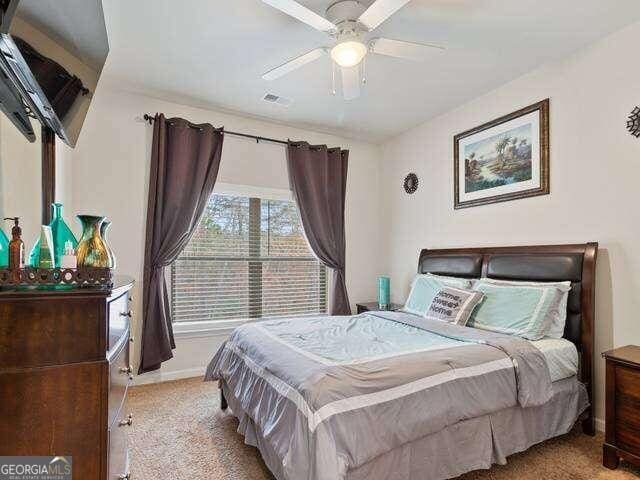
628,107,640,138
403,173,419,194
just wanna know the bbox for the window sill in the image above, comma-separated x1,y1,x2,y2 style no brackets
172,319,246,338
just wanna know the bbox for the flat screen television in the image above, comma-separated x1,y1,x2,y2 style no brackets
0,0,109,147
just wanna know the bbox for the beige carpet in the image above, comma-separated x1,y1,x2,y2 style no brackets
127,377,640,480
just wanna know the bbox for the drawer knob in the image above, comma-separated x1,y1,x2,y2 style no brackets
118,413,133,427
120,311,132,318
118,474,131,480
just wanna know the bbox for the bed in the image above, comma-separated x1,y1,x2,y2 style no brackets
206,243,598,480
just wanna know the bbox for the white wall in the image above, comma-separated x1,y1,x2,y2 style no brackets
380,20,640,425
55,139,74,210
0,116,41,247
70,84,383,382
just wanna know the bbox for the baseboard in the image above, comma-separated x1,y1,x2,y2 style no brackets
133,366,205,385
595,417,605,433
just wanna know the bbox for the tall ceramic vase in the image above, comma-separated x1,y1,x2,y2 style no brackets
76,215,110,268
100,219,116,269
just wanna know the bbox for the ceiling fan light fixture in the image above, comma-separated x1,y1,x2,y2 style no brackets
330,40,368,67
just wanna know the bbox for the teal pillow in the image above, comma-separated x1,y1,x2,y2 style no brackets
468,280,568,340
477,278,571,338
403,274,472,316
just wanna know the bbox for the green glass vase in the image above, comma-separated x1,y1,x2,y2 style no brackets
0,227,8,267
37,225,55,269
28,203,79,268
100,219,116,269
76,215,110,268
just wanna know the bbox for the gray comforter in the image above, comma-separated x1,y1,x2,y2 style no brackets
205,311,553,480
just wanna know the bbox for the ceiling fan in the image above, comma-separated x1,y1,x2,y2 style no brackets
260,0,444,100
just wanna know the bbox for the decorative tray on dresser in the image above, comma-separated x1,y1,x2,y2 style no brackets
0,276,135,480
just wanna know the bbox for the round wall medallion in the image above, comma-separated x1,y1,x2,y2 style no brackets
403,173,419,194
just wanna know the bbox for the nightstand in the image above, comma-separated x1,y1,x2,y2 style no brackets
356,302,402,314
602,345,640,469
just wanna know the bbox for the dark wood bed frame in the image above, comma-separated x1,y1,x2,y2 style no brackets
417,243,598,435
221,242,598,435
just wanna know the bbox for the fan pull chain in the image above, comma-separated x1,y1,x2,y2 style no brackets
331,61,337,96
362,56,367,85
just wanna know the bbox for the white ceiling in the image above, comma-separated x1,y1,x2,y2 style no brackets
102,0,640,143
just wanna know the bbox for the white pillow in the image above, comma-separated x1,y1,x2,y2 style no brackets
472,278,571,339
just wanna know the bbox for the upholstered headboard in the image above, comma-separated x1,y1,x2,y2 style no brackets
418,243,598,435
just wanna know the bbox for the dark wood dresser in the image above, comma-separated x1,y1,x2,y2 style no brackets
602,345,640,469
0,276,134,480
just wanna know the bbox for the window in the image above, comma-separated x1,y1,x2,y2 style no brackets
171,191,327,327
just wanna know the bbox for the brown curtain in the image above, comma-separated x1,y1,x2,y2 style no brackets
287,141,350,315
139,114,224,374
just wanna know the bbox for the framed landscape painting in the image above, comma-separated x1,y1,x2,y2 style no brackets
454,99,549,209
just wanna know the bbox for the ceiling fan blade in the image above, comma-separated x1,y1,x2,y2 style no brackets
341,65,361,101
358,0,412,31
370,38,444,61
261,0,337,33
262,47,327,81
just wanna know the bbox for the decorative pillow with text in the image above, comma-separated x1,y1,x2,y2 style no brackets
424,286,484,326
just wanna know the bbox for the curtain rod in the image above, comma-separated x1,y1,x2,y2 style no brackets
142,113,289,146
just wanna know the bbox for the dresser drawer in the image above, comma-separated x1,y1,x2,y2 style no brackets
615,365,640,400
0,297,103,368
108,292,131,353
108,338,131,428
108,418,130,480
615,394,640,448
616,421,640,453
0,362,104,479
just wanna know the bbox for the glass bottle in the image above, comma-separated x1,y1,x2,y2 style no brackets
37,225,55,269
0,226,8,267
28,203,78,268
76,215,110,268
4,217,24,272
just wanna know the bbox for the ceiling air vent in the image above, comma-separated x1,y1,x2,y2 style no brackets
262,93,292,107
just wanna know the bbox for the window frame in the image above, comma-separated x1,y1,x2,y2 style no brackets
170,183,327,337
